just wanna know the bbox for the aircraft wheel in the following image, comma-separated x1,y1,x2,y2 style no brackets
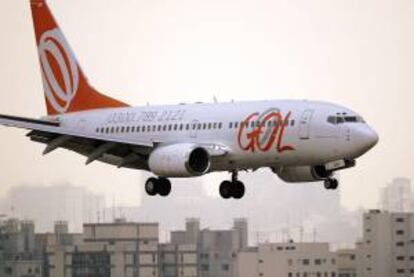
324,178,339,190
330,178,339,190
158,177,172,197
145,177,159,196
232,181,245,199
219,181,232,199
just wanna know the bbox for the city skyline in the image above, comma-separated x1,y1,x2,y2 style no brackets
1,176,409,247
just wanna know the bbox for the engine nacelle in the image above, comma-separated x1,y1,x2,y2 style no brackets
274,165,331,183
148,143,211,177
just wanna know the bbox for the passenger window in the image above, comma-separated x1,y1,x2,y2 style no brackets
218,122,223,129
137,126,141,132
291,120,295,126
235,122,239,128
197,123,201,130
186,124,190,130
203,123,207,130
174,124,178,131
131,126,135,132
111,127,115,133
192,124,196,130
116,127,120,133
168,125,172,131
229,122,233,129
126,126,130,133
179,124,184,131
163,125,167,131
208,123,212,129
213,123,217,129
121,126,125,133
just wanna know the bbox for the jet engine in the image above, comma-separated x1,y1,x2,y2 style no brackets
148,143,210,177
274,165,331,183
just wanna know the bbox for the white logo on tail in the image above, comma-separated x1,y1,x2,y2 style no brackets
38,29,79,113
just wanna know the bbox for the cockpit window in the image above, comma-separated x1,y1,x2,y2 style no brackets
327,115,365,125
327,116,337,124
344,116,358,122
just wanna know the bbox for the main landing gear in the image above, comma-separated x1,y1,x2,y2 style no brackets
219,171,245,199
145,177,172,197
324,178,339,190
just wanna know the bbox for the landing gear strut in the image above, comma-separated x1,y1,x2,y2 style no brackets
219,171,245,199
324,178,339,190
145,177,172,196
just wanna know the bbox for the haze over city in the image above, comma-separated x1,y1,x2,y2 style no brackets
0,0,413,210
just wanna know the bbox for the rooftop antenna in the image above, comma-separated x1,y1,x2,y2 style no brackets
313,228,317,243
299,226,304,243
400,186,404,213
112,195,116,222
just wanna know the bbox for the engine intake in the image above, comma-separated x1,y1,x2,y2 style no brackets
148,144,210,177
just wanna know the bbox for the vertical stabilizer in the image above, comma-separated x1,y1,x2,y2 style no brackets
30,0,129,115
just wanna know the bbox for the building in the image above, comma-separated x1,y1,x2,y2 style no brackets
380,178,413,213
170,218,248,277
336,249,357,277
358,210,414,277
47,218,159,277
159,243,198,277
0,184,105,232
0,218,43,277
237,242,338,277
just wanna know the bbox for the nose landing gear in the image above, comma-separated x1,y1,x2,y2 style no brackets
219,171,246,199
145,177,172,196
324,178,339,190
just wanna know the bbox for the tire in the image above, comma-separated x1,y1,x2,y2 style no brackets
219,181,232,199
158,178,172,197
324,179,331,190
145,177,159,196
232,181,245,199
330,179,339,190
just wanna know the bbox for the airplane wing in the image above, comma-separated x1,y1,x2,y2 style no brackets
0,114,153,169
0,114,229,169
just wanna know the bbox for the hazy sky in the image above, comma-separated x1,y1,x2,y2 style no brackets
0,0,413,210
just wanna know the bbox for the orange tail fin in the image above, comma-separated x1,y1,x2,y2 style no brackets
30,0,129,115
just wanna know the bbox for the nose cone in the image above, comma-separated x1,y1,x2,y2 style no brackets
353,126,379,157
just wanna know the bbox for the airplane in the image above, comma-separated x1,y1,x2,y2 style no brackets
0,0,378,199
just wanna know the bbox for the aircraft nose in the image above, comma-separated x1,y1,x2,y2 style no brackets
354,126,379,154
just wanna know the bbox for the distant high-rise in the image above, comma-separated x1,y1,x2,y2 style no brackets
0,183,105,232
380,178,412,212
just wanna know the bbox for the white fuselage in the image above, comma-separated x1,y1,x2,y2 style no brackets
52,99,378,173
